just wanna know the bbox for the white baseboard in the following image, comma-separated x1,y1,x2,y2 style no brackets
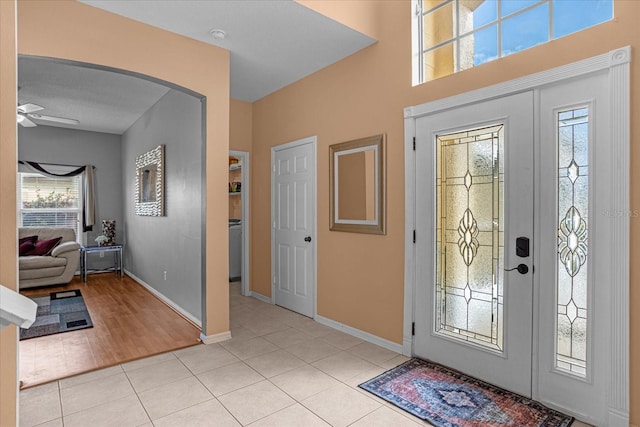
250,291,273,304
607,409,630,427
315,314,403,354
200,331,232,344
124,269,202,328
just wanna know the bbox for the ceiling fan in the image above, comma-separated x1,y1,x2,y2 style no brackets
17,103,79,128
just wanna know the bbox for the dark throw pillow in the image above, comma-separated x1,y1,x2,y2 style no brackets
25,237,62,256
19,241,35,256
19,235,38,245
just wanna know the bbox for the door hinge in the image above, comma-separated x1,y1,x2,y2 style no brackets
413,137,416,151
413,230,416,243
412,322,415,336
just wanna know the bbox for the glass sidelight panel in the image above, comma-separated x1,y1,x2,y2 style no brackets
556,107,589,377
435,124,504,351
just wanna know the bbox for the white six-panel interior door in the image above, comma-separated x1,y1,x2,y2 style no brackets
271,136,317,318
403,47,630,426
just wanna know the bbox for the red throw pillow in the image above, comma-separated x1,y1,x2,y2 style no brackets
25,237,62,256
19,241,35,256
19,235,38,245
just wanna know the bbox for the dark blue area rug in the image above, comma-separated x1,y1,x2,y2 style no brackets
20,289,93,340
359,358,574,427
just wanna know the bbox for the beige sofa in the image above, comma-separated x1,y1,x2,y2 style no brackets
19,227,81,289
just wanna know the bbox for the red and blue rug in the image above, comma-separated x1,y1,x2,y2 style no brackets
359,358,573,427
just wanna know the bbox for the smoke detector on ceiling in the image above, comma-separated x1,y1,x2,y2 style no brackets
209,29,227,40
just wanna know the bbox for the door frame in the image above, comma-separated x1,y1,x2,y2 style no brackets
229,150,250,297
403,47,630,425
270,136,318,317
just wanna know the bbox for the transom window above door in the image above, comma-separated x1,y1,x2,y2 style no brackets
411,0,613,84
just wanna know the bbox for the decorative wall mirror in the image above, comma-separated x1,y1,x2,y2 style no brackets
330,134,386,234
135,145,165,216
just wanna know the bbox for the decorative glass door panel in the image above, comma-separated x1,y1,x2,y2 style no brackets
556,107,589,377
414,91,534,397
435,124,504,352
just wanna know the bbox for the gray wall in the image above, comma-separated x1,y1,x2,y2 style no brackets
121,89,202,322
18,126,123,270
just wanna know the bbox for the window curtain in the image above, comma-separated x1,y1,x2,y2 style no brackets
18,161,96,231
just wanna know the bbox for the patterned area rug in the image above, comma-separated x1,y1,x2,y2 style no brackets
20,289,93,340
359,358,573,427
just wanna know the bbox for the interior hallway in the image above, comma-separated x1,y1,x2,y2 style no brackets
19,282,592,426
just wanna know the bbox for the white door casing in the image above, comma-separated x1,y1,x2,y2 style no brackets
413,91,534,398
404,47,630,426
229,150,250,297
271,136,317,318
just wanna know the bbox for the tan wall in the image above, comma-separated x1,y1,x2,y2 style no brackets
258,1,640,422
230,99,253,153
0,2,231,422
0,2,18,425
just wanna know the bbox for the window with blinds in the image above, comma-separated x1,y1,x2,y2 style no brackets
18,173,82,242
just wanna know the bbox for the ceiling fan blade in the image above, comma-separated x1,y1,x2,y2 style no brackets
28,113,79,125
17,103,44,114
17,114,37,128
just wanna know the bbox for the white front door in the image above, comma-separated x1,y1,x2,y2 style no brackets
414,91,534,397
272,137,316,318
408,62,625,425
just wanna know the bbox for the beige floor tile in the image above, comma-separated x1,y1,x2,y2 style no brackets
197,361,264,396
29,418,63,427
270,365,341,401
350,406,422,426
137,376,213,420
175,343,239,374
121,351,177,372
243,317,290,337
125,358,192,393
220,336,279,360
311,351,380,382
19,382,61,427
320,330,364,350
262,328,311,348
229,324,258,340
378,354,411,370
289,318,334,338
347,341,400,365
59,365,123,390
343,365,388,389
284,338,340,363
249,403,330,426
571,421,594,427
244,349,306,378
218,380,295,425
153,399,241,427
60,372,134,415
63,395,149,427
301,383,381,427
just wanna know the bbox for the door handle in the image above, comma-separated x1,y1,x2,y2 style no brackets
505,264,529,274
304,236,312,242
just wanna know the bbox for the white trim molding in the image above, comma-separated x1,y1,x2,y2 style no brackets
200,331,232,344
606,46,631,426
250,291,273,304
315,315,404,354
125,269,202,328
404,46,630,425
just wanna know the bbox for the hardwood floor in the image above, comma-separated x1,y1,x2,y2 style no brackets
19,273,201,388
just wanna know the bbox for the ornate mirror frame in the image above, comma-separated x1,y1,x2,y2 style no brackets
330,134,386,235
135,145,165,216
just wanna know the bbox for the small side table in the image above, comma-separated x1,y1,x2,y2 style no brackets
80,244,124,282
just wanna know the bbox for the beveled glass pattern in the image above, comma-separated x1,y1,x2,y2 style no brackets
556,107,589,377
435,124,504,351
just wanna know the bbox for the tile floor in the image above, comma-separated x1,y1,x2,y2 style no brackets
19,283,588,427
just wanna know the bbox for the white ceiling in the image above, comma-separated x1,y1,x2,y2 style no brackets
17,1,376,135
